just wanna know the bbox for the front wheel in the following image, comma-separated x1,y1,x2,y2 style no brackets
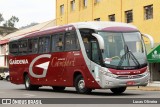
110,87,126,94
74,75,92,94
24,74,39,90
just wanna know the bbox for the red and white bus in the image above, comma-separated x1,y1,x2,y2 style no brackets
9,22,154,94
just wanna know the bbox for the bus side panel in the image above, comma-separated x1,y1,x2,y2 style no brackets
9,51,101,89
9,55,27,84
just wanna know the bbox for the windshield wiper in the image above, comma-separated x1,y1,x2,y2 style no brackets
117,44,140,69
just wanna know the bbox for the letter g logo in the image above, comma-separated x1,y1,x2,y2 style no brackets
29,54,51,78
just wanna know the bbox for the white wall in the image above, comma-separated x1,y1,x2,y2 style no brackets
0,56,5,67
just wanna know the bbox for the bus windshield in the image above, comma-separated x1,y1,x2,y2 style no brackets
98,31,147,69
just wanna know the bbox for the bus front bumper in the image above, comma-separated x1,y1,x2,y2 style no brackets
100,73,150,89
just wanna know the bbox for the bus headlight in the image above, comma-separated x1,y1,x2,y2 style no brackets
141,71,149,76
140,66,150,77
100,69,117,78
105,72,118,78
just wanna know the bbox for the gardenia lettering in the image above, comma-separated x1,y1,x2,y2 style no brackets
9,59,29,65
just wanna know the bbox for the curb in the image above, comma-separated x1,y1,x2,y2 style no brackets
127,86,160,91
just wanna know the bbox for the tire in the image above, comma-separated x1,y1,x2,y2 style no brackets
110,87,126,94
74,75,92,94
52,86,65,91
6,76,10,81
24,74,39,90
0,76,2,80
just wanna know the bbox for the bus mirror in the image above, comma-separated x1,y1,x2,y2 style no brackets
92,33,104,50
142,33,154,48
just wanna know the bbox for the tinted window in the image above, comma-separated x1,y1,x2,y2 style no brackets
28,38,38,54
64,31,79,51
19,40,28,55
9,41,18,55
52,33,64,52
39,36,51,53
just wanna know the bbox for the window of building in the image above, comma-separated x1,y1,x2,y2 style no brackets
94,0,100,4
19,40,27,55
108,14,115,21
9,41,18,55
84,0,87,7
60,4,64,15
71,0,75,11
39,36,51,53
64,31,79,51
52,33,64,52
94,18,100,21
144,5,153,20
28,38,38,54
125,10,133,23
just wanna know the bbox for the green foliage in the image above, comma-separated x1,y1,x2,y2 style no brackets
3,16,19,28
0,13,4,24
0,13,19,28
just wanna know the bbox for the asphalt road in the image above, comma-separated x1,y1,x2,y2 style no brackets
0,80,160,107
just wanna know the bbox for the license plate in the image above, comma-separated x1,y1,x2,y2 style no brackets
126,81,135,85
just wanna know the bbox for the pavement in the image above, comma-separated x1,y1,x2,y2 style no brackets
127,81,160,91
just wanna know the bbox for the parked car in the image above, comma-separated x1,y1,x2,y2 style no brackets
0,67,9,80
2,70,10,81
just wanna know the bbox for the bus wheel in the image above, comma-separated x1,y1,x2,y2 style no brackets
74,75,92,94
0,76,3,80
24,74,39,90
52,86,65,91
110,87,126,94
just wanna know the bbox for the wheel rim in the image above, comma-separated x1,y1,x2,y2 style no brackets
25,76,30,88
78,80,85,90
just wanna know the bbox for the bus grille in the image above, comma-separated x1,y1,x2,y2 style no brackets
116,75,143,79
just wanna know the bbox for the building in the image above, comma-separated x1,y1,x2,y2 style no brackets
0,20,56,68
56,0,160,43
56,0,160,83
0,26,18,68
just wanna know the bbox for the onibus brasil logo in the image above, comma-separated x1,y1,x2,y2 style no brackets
152,50,160,59
9,54,51,78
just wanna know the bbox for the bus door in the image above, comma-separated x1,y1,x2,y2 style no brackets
90,40,102,82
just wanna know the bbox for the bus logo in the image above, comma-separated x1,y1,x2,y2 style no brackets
29,54,51,78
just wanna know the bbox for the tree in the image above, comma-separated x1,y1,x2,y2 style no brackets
0,13,4,25
3,16,19,28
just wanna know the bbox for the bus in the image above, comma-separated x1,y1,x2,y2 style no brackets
9,21,154,94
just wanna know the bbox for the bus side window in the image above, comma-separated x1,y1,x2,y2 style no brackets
28,38,38,54
9,41,18,55
39,36,51,53
64,31,79,51
52,33,64,52
52,34,57,52
19,40,27,55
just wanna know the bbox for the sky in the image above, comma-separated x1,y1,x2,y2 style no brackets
0,0,56,28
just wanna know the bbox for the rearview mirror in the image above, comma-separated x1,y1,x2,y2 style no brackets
92,33,104,50
142,33,154,49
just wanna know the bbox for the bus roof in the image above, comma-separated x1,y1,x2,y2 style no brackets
73,21,138,31
9,21,138,42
